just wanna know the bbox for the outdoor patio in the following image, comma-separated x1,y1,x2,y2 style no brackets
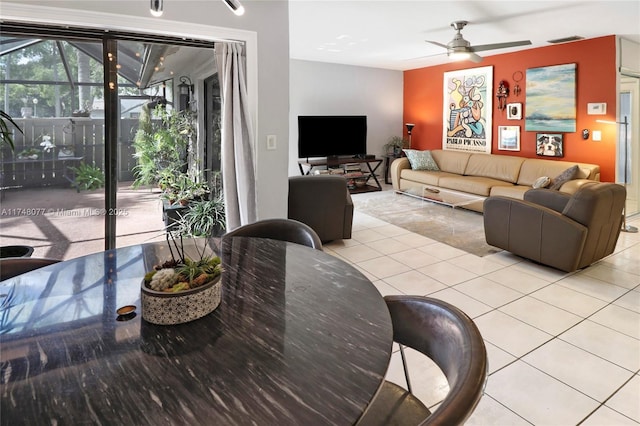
0,182,167,260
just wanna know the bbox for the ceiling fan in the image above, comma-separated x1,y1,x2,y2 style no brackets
426,21,532,63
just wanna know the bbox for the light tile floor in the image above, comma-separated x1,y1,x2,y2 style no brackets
325,190,640,426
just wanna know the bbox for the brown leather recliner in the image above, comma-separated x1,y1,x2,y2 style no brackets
288,175,354,243
484,182,625,272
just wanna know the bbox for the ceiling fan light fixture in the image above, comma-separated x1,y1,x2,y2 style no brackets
150,0,163,17
223,0,245,16
448,50,470,61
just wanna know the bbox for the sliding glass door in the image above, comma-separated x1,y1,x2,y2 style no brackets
0,23,219,260
0,34,107,259
620,77,639,217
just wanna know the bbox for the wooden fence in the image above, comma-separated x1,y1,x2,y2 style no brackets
1,117,138,188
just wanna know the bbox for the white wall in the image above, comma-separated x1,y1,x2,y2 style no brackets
289,59,404,176
2,0,290,220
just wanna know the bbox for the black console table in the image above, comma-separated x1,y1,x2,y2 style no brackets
298,157,383,194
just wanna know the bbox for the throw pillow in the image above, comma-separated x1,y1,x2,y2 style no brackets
403,149,439,171
532,176,551,189
549,165,579,190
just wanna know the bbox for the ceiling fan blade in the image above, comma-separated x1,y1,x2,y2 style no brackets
469,40,532,52
468,52,483,63
425,40,449,50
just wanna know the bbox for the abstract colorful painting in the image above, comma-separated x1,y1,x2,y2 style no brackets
525,63,576,132
443,66,493,153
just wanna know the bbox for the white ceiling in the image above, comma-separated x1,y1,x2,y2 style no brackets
289,0,640,71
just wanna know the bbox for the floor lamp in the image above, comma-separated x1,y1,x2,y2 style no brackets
597,116,638,233
405,123,415,149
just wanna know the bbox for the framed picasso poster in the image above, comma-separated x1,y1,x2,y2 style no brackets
442,66,493,154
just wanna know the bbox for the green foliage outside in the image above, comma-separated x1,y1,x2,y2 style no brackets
0,110,22,150
132,105,194,188
0,40,103,117
70,162,105,191
0,38,151,118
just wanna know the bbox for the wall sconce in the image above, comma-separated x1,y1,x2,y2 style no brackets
582,129,589,140
150,0,163,17
405,123,415,148
178,76,194,111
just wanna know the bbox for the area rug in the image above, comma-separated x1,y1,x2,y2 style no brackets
352,191,501,257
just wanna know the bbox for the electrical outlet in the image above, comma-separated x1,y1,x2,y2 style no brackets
267,135,277,150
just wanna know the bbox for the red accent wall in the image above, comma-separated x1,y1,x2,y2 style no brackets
403,36,617,182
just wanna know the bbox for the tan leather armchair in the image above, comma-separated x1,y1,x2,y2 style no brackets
288,175,353,243
484,182,625,272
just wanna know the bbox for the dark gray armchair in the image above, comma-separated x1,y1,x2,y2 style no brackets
288,175,354,243
484,182,626,272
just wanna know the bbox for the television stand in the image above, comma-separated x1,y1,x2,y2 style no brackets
297,157,383,194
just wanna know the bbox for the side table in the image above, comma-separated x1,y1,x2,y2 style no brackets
384,154,403,185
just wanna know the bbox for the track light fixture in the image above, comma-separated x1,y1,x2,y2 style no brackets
223,0,245,16
150,0,244,17
150,0,163,17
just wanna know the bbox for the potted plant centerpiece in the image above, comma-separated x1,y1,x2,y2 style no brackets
141,229,223,325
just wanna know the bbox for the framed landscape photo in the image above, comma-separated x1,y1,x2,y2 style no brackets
536,133,564,157
525,63,577,132
498,126,520,151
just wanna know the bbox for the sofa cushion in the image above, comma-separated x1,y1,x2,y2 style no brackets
517,159,597,186
464,154,525,183
489,185,531,200
430,150,471,175
438,175,513,197
400,168,456,186
549,165,579,190
532,176,551,189
403,149,439,171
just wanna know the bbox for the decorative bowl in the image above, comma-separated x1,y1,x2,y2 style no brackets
355,178,367,188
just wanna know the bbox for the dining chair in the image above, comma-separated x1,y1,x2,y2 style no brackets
222,218,323,250
0,257,61,281
358,295,487,426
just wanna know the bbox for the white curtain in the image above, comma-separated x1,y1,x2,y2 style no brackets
215,43,257,230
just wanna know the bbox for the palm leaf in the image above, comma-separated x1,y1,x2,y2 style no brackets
0,110,23,151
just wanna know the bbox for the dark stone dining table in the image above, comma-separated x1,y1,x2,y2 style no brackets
0,237,392,425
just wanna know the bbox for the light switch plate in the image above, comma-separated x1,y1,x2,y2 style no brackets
267,135,277,150
593,130,602,141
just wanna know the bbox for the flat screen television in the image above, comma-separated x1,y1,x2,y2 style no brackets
298,115,367,159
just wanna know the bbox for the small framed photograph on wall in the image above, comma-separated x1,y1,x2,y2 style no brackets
498,126,520,151
536,133,564,157
506,103,522,120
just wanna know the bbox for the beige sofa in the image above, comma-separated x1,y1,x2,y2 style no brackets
391,149,600,212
